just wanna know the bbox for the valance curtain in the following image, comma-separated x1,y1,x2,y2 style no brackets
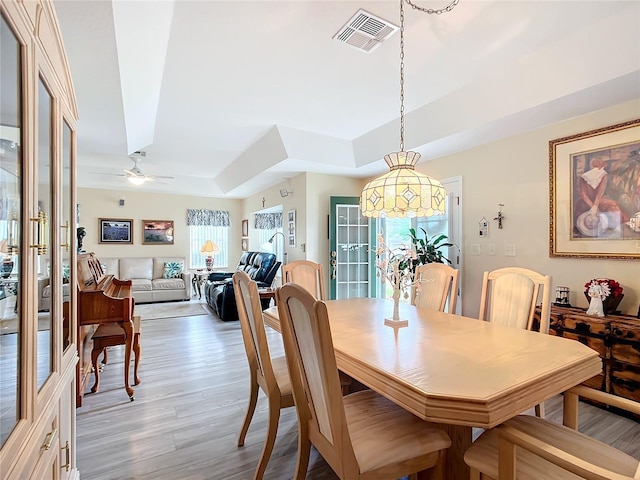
254,212,282,229
187,209,230,227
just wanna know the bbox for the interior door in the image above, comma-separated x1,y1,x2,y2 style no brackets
328,197,376,300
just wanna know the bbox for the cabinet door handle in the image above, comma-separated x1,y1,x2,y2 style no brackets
43,428,58,450
61,441,70,471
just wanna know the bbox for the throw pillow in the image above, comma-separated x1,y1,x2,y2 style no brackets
163,262,184,279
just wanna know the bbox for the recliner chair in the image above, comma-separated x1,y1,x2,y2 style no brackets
204,252,280,321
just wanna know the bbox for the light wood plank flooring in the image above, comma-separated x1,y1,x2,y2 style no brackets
76,302,639,480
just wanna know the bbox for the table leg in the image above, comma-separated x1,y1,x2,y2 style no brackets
417,424,471,480
119,319,135,401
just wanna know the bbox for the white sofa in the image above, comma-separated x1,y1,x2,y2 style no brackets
39,256,192,310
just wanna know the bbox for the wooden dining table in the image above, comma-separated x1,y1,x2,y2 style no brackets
262,297,602,479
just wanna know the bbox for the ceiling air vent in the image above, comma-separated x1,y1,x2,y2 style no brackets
333,9,398,53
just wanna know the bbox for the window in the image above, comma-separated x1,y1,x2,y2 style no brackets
189,225,229,270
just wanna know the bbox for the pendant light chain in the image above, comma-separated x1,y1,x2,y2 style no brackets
399,0,406,152
398,0,459,152
405,0,460,15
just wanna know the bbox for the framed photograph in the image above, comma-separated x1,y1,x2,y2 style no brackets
241,219,249,237
241,237,249,251
288,209,296,247
142,220,174,245
549,119,640,259
99,218,133,244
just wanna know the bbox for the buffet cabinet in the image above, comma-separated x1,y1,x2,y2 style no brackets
535,306,640,404
0,1,79,479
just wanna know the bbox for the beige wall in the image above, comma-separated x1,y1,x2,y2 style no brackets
77,188,242,268
417,99,640,316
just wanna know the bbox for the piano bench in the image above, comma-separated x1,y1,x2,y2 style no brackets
90,316,142,397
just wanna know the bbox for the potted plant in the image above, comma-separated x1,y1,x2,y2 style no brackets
407,227,454,269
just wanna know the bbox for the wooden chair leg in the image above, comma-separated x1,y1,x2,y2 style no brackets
253,396,281,480
293,434,311,480
237,376,259,447
469,467,481,480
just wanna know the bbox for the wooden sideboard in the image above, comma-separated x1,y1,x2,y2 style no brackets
534,306,640,404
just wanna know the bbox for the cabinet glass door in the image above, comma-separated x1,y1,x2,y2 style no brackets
0,13,23,446
62,120,72,352
36,76,53,391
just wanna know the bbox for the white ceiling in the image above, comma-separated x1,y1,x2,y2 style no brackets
53,0,640,199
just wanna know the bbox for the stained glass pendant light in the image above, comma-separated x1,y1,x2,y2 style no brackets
360,0,459,218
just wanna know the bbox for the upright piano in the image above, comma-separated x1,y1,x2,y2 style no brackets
76,252,135,405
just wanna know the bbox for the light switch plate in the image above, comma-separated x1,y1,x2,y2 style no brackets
504,244,517,256
471,244,481,256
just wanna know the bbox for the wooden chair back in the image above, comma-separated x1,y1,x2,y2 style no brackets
276,283,358,473
411,263,460,313
479,267,551,334
233,270,278,394
465,385,640,479
282,260,326,300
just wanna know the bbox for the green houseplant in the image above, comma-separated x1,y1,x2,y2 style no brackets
408,227,453,267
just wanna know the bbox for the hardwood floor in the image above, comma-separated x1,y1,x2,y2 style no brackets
76,301,639,480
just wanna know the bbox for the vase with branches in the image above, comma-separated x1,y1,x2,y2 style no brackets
375,234,417,325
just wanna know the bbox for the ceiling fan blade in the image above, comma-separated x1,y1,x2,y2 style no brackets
149,175,175,180
89,172,126,177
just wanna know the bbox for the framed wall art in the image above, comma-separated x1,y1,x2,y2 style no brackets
99,218,133,244
287,209,296,247
241,219,248,237
549,119,640,259
142,220,174,245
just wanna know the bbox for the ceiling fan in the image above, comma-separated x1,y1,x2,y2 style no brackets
93,151,175,185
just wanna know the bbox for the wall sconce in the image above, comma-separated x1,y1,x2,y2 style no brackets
279,188,293,198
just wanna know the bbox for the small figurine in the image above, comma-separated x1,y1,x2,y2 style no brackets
586,281,606,317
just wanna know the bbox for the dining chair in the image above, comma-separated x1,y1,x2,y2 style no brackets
282,259,352,394
464,385,640,479
478,266,552,334
275,283,452,480
479,266,551,417
411,263,460,313
282,260,326,300
233,271,294,480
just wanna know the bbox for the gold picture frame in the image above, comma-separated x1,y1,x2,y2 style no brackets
142,220,174,245
549,119,640,259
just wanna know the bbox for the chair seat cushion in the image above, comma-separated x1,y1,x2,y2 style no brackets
343,390,451,475
464,414,639,479
151,278,185,290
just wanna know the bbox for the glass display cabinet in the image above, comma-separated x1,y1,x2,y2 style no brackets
0,1,78,479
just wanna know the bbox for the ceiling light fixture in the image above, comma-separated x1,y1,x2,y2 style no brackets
127,176,146,186
360,0,459,218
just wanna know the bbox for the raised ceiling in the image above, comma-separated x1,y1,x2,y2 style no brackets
53,0,640,198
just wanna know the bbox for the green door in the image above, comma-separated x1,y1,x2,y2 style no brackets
329,197,377,300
